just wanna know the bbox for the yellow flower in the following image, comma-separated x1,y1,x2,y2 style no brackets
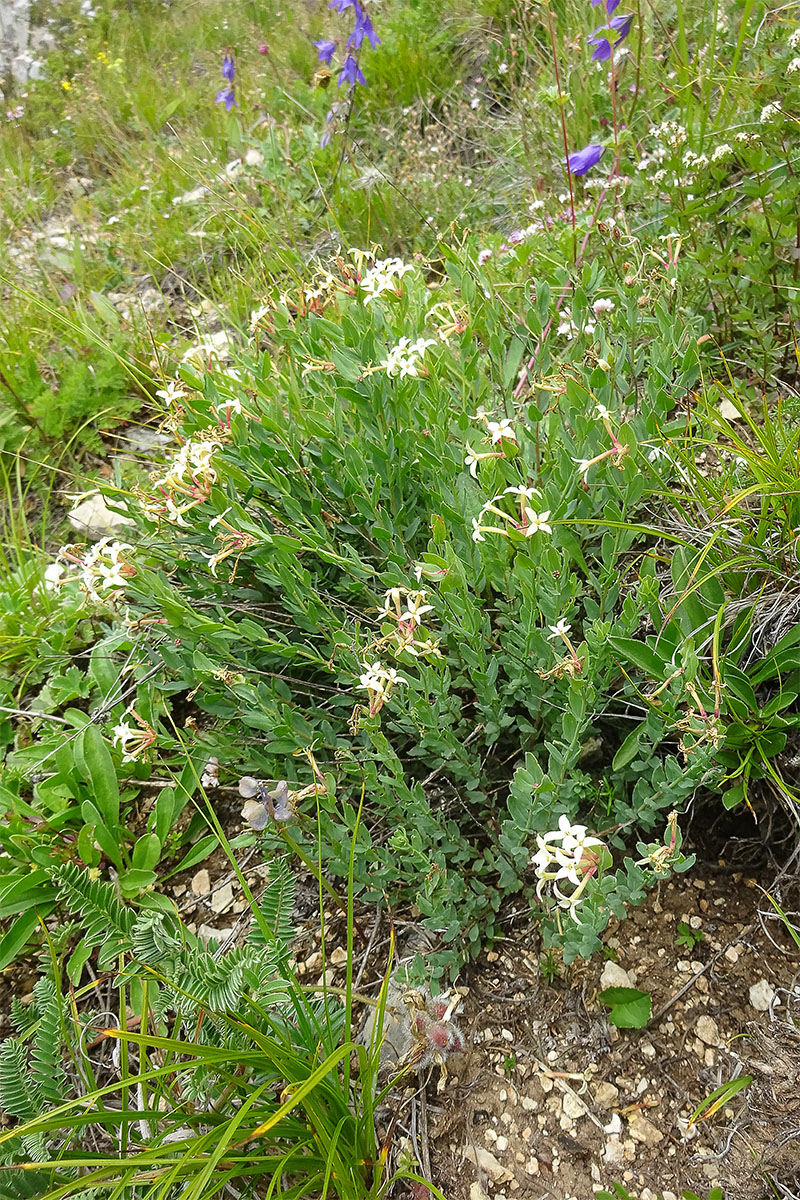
61,80,72,90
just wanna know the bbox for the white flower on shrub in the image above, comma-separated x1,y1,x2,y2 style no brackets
531,815,606,913
381,336,436,378
477,248,493,264
359,257,415,305
112,707,156,763
155,380,187,406
357,660,408,716
592,298,615,316
760,102,781,125
56,538,135,603
487,417,517,444
524,509,552,535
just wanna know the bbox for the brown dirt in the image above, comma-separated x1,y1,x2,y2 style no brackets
424,869,798,1200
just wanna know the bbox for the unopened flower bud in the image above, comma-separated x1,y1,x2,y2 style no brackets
258,43,269,55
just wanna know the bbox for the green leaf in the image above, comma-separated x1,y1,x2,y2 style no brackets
0,909,42,971
132,833,161,872
608,636,667,680
599,987,651,1028
81,726,120,829
612,726,642,770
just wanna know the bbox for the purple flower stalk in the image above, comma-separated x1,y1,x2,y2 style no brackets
313,38,337,65
338,53,366,88
216,52,236,110
587,13,634,61
566,143,604,176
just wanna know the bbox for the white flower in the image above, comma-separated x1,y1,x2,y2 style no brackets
477,248,493,264
787,56,800,74
503,484,540,501
487,418,517,445
524,509,552,535
360,257,414,305
597,359,611,371
789,28,800,49
43,562,65,591
711,142,733,162
112,720,137,762
155,381,186,405
594,404,612,421
592,298,615,315
249,303,271,331
498,61,508,74
381,335,434,378
464,446,481,477
573,457,592,478
760,102,781,125
400,592,434,626
471,518,486,543
547,620,572,640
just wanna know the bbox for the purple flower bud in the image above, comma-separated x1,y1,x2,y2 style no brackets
313,38,337,65
591,0,622,11
337,53,366,88
222,54,235,84
258,43,269,55
565,143,605,176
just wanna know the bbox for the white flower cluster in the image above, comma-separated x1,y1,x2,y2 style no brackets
789,28,800,49
787,57,800,75
760,102,782,125
360,257,415,304
557,306,596,339
55,538,134,603
381,336,436,378
112,706,156,764
378,586,442,658
141,434,223,526
649,120,688,150
357,660,408,716
472,485,551,542
531,815,606,913
180,330,232,372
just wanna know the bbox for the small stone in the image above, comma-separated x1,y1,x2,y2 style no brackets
521,1097,536,1111
67,492,135,539
524,1157,539,1175
696,1015,719,1046
689,916,703,929
495,1136,508,1152
470,1183,490,1200
749,979,775,1011
628,1116,663,1145
191,869,210,896
209,881,234,914
197,924,234,944
604,1114,623,1135
562,1092,585,1121
600,960,635,990
330,947,348,965
539,1075,554,1093
464,1145,512,1183
603,1138,625,1165
724,946,740,964
595,1082,619,1107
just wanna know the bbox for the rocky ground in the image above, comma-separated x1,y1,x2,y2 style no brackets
159,808,798,1200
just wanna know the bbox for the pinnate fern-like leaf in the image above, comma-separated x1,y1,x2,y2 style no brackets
248,856,295,952
49,863,133,965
